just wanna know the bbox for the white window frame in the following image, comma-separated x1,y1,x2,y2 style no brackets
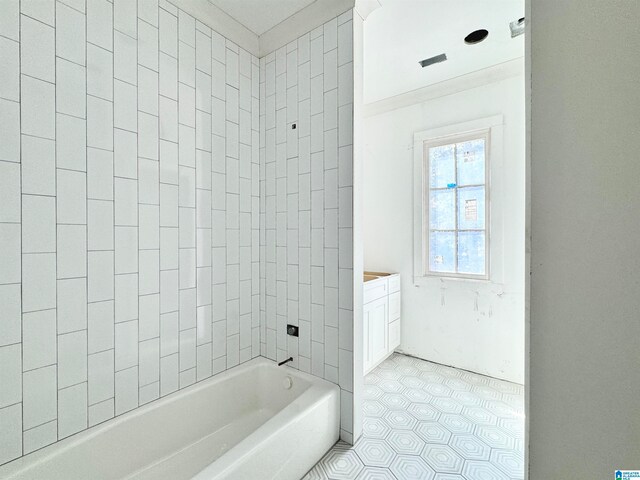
413,115,503,282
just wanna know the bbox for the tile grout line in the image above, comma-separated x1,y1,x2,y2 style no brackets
110,0,116,423
19,0,24,459
83,0,89,437
53,0,59,447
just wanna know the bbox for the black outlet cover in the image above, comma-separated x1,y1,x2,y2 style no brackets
287,324,299,337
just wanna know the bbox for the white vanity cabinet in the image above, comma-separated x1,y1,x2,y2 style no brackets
363,272,401,374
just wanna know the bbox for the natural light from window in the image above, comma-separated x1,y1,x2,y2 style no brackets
425,133,488,278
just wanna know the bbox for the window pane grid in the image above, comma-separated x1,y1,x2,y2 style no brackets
426,135,487,277
430,229,485,232
430,183,485,191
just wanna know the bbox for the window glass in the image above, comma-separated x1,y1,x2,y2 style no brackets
458,231,485,275
429,189,455,230
429,231,455,273
456,139,485,186
426,133,488,278
429,144,455,188
457,186,485,230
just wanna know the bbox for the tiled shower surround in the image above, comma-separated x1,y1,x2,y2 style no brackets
259,11,355,439
0,0,355,465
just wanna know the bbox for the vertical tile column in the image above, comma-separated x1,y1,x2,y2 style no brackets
251,54,261,359
263,49,276,360
238,47,252,363
177,10,197,388
158,0,179,397
0,0,22,464
225,40,240,368
337,11,355,441
112,0,139,418
258,55,267,358
297,31,312,373
275,44,288,364
210,29,227,375
20,2,59,453
86,0,115,429
309,25,325,378
56,0,89,443
86,0,115,426
136,0,160,408
285,40,300,369
322,18,339,384
194,20,212,381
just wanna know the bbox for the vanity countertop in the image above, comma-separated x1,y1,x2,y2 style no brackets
363,271,397,282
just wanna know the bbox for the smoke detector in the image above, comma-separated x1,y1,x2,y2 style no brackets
464,29,489,45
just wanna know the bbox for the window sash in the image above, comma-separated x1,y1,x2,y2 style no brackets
423,131,490,279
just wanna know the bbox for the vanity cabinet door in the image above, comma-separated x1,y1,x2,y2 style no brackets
364,296,388,373
363,303,371,371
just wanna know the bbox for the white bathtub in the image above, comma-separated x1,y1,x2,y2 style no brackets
0,358,340,480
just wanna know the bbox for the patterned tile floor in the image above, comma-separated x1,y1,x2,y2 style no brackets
304,353,525,480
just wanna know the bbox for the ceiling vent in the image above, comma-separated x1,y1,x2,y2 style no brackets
419,53,447,68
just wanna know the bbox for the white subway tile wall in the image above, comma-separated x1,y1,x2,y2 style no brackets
259,10,355,440
0,0,355,464
0,0,263,465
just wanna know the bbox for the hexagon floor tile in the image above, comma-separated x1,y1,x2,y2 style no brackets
438,414,475,435
354,438,396,468
400,375,426,390
434,474,464,480
431,397,463,415
497,416,525,437
380,392,411,410
384,409,418,430
407,402,440,422
363,400,387,418
320,449,365,480
415,421,452,445
449,434,491,461
378,379,405,394
305,353,524,480
490,448,525,479
403,387,433,403
303,464,329,480
421,444,464,474
355,466,398,480
475,425,516,450
362,417,392,439
460,406,497,426
390,455,436,480
386,430,426,455
462,460,510,480
451,390,484,407
364,384,385,401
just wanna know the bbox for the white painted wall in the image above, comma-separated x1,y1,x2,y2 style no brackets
529,0,640,476
363,69,525,383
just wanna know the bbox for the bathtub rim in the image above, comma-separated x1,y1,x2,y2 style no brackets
0,357,339,479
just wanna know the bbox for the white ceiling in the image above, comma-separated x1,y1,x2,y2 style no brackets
208,0,317,35
364,0,525,103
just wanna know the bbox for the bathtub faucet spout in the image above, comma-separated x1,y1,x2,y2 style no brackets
278,357,294,366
